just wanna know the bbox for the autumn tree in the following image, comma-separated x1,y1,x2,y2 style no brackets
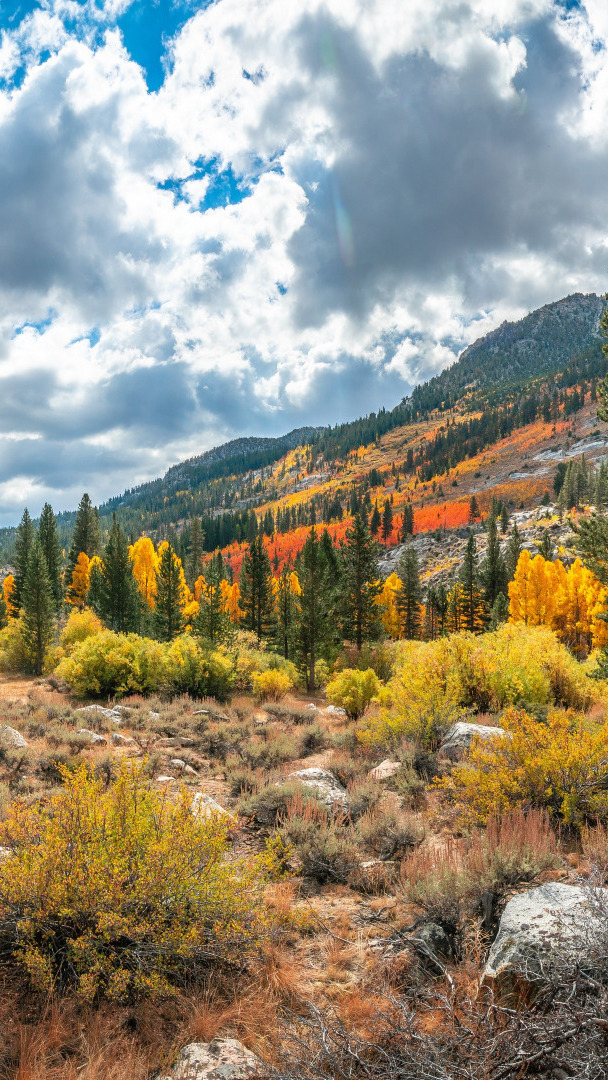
129,537,159,609
396,546,422,640
21,537,55,675
97,515,140,633
338,513,381,649
377,572,401,638
38,502,63,612
508,550,556,627
66,553,90,611
14,508,35,610
3,574,17,619
239,533,274,643
69,494,101,573
154,541,187,641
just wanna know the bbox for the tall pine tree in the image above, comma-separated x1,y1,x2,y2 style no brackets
194,556,231,647
38,502,63,612
21,537,55,675
97,515,139,632
505,522,523,581
396,545,422,639
239,532,274,642
292,526,333,692
68,494,101,573
154,542,187,641
14,508,35,611
481,514,507,609
187,517,205,588
338,514,381,649
460,532,485,632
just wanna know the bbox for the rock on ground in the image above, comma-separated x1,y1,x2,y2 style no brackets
439,721,508,760
483,882,608,992
192,792,236,821
368,759,400,781
159,1038,265,1080
75,705,123,725
287,767,350,811
0,724,28,749
111,732,134,746
75,728,107,745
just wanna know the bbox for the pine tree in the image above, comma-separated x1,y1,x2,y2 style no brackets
338,514,381,649
273,564,301,659
489,592,509,629
538,529,554,561
14,508,35,611
194,556,231,647
154,542,187,641
87,556,104,615
468,495,480,523
187,518,205,588
97,515,139,632
239,533,274,643
69,494,101,572
38,503,63,612
21,537,55,675
460,532,485,632
481,514,507,608
369,502,381,537
500,504,509,534
401,504,414,538
381,499,393,545
395,545,422,639
0,590,6,631
292,526,333,692
505,522,523,581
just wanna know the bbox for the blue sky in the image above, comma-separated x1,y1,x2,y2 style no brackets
0,0,607,523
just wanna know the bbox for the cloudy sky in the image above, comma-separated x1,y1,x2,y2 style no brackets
0,0,606,522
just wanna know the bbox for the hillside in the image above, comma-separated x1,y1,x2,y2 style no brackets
0,291,605,567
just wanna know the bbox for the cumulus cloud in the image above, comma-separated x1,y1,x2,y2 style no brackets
0,0,605,522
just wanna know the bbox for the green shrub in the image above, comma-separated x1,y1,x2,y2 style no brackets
356,806,425,858
240,780,311,826
55,631,165,698
325,668,380,720
164,635,234,701
279,797,360,884
0,761,282,1000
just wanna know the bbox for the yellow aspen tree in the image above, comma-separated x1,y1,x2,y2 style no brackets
508,551,556,626
376,572,402,638
67,553,90,610
446,581,466,633
3,573,17,618
129,537,159,608
221,579,244,623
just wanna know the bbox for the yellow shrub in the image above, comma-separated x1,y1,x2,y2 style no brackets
234,647,298,692
325,668,380,720
60,608,104,654
438,709,608,827
252,668,293,702
0,761,283,1000
0,618,34,674
165,635,234,701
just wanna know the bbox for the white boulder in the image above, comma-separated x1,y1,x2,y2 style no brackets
368,759,401,781
75,728,107,745
440,721,508,760
0,725,28,749
159,1038,264,1080
287,767,350,811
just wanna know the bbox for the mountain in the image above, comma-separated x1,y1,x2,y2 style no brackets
0,291,605,564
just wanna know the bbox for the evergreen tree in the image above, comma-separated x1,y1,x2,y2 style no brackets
38,502,63,612
319,527,341,586
369,502,381,537
87,556,104,616
338,513,381,649
0,590,6,630
69,494,101,572
239,532,274,642
97,515,139,633
489,592,509,630
153,542,187,641
459,532,485,632
194,556,231,647
468,495,480,523
273,564,300,659
538,529,554,561
21,537,55,675
505,522,523,580
187,517,204,588
14,508,35,611
481,514,507,607
500,504,509,534
292,526,333,692
381,499,393,544
401,504,414,539
395,545,422,639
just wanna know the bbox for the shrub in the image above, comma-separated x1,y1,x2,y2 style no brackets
60,608,104,654
438,708,608,827
164,636,234,701
0,761,282,1000
325,668,380,721
252,668,293,702
240,780,311,826
356,806,425,859
55,632,165,698
233,646,298,692
279,796,360,884
0,619,33,674
336,643,395,682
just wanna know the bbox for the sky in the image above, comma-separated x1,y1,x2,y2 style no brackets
0,0,607,523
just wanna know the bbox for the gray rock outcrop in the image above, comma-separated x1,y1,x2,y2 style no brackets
440,721,508,760
159,1038,265,1079
0,725,28,749
286,767,350,811
75,728,107,745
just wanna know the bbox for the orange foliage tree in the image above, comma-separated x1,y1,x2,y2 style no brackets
66,553,90,611
3,574,17,619
129,537,159,609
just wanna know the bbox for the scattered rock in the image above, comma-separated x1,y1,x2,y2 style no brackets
439,721,508,761
192,792,236,821
156,775,176,783
483,882,608,992
183,764,198,776
75,705,122,725
159,1038,265,1080
75,728,107,745
287,767,350,811
111,733,134,746
306,703,320,712
0,725,28,749
149,711,160,720
325,705,347,717
368,759,400,781
169,758,186,770
415,921,455,961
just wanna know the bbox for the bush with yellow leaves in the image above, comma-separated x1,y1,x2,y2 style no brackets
438,708,608,828
164,634,234,701
0,761,284,1001
60,607,104,653
359,623,596,751
252,667,293,702
325,668,380,721
55,630,166,697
